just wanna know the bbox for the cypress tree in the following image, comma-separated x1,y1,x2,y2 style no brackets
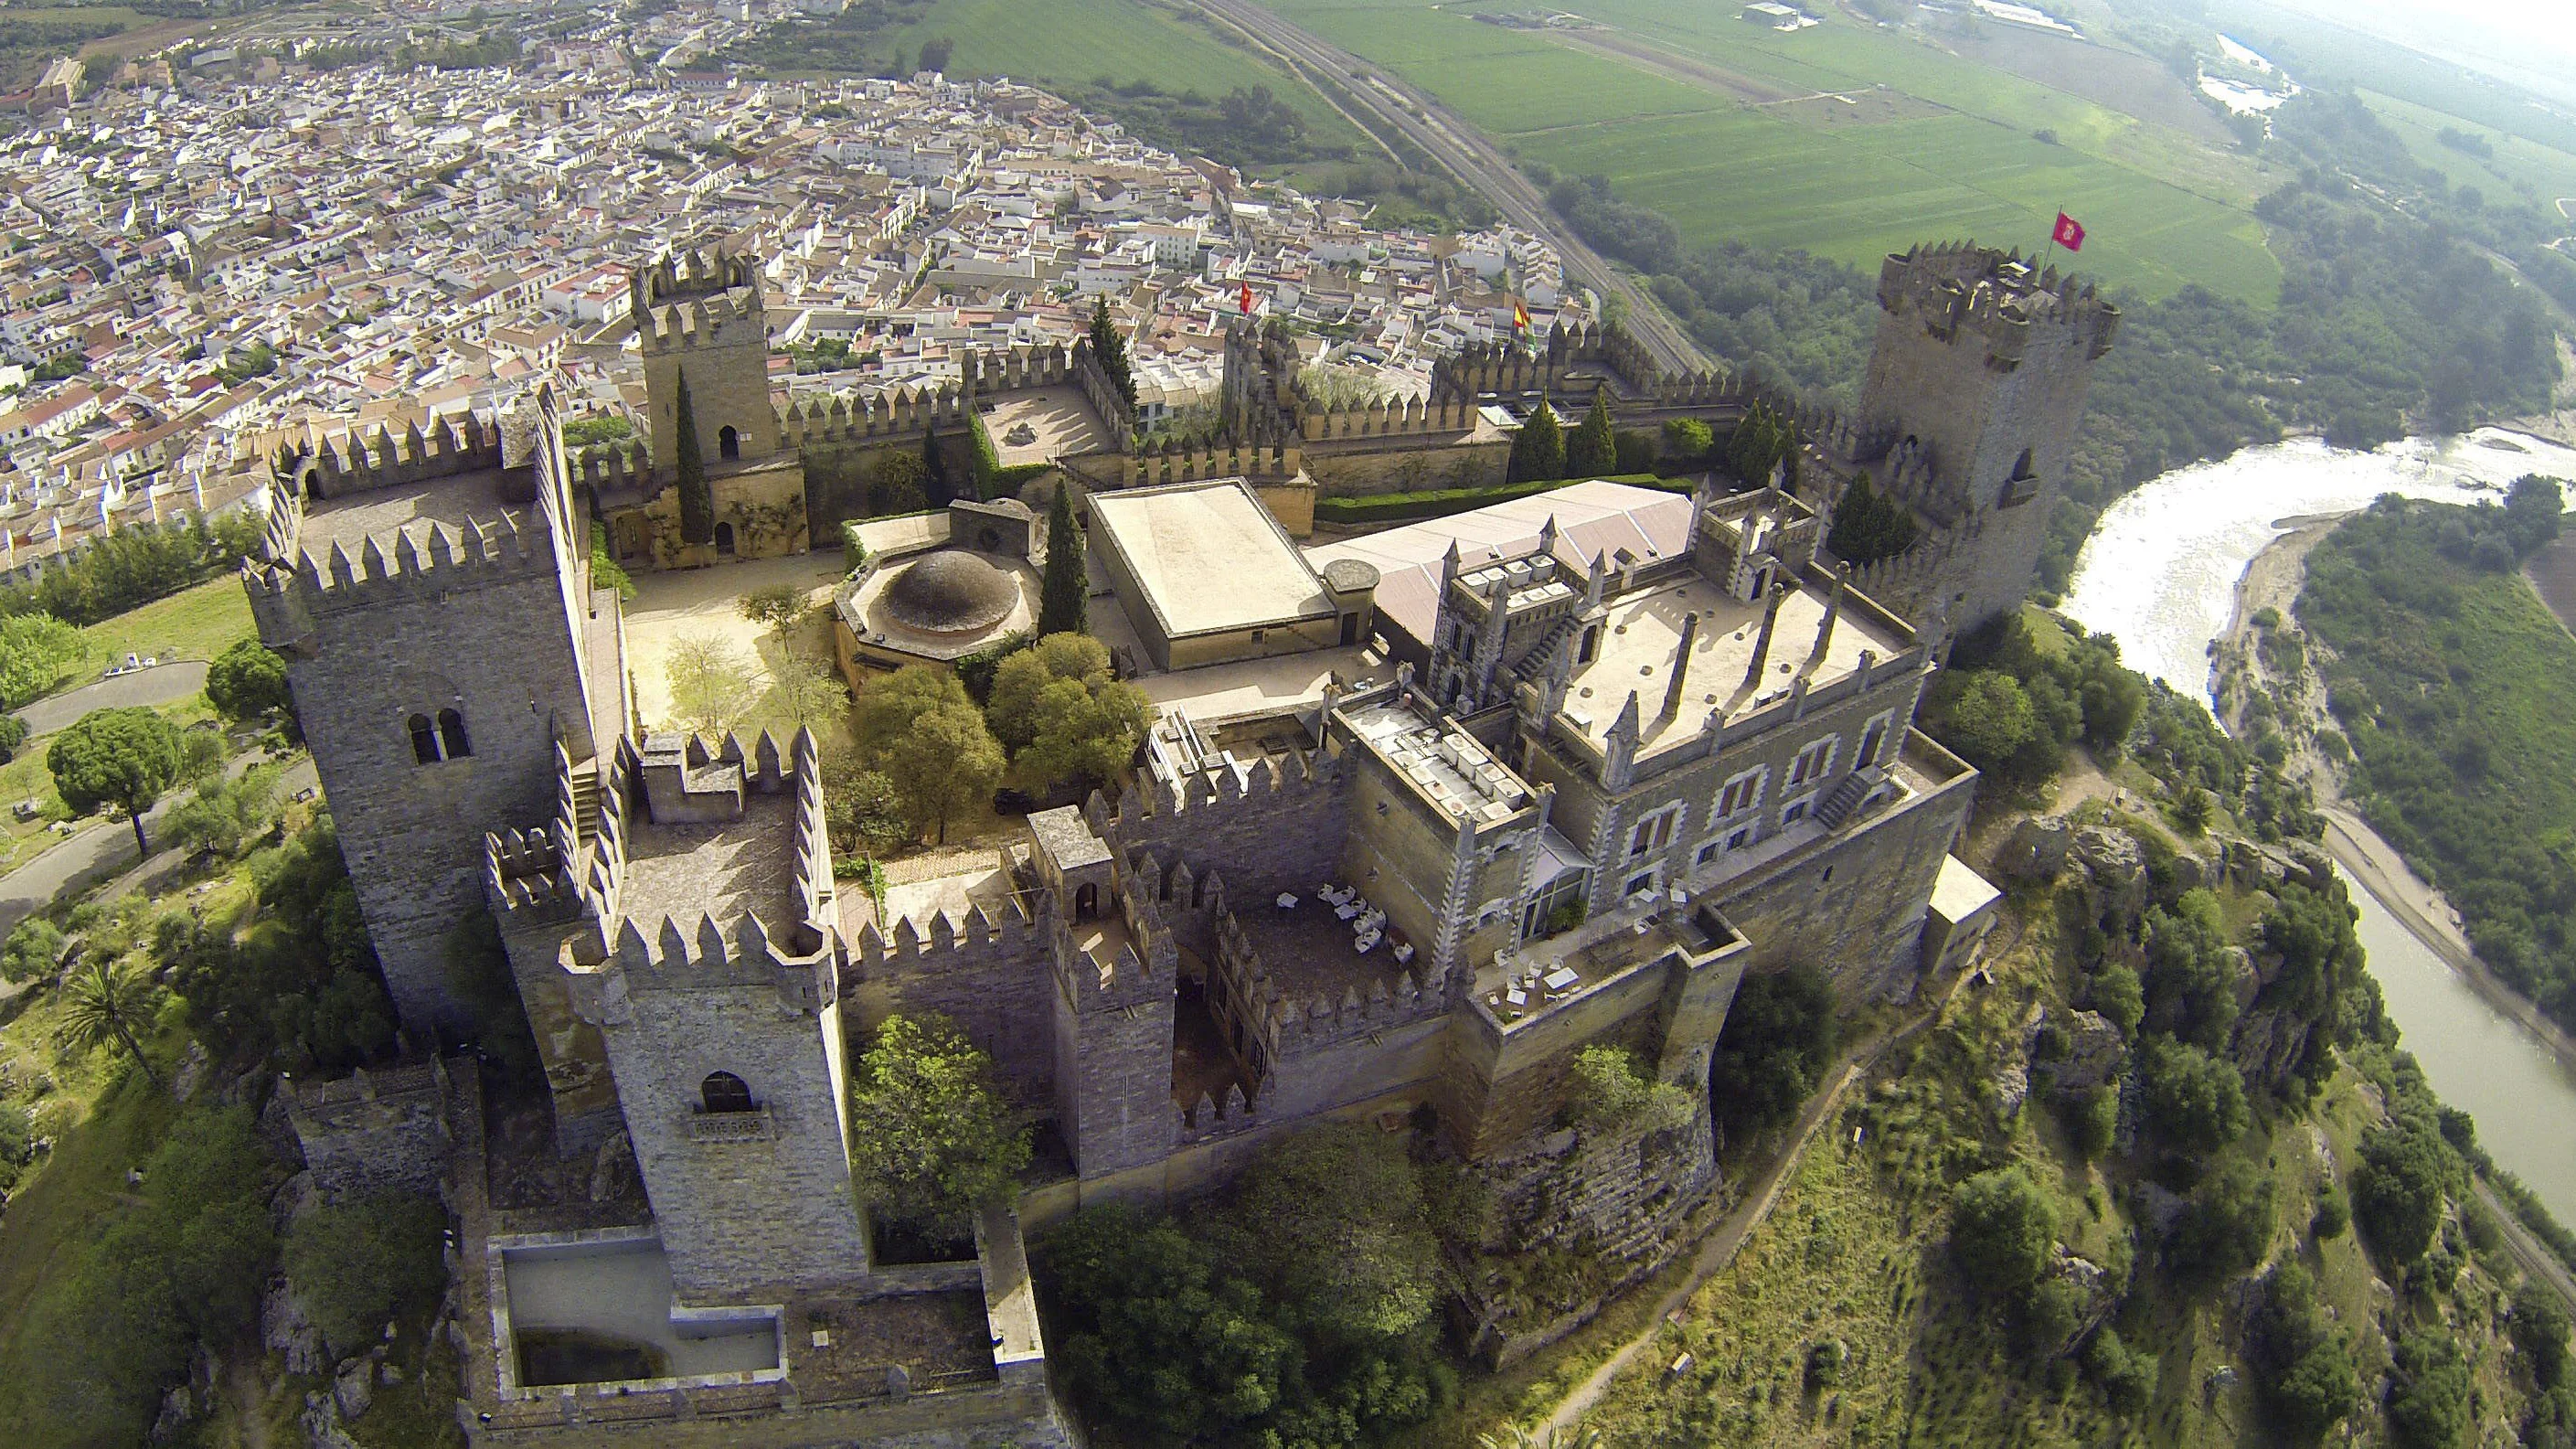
1826,472,1920,566
1038,483,1088,636
1507,401,1564,485
1089,298,1137,413
673,368,713,545
921,424,952,507
1566,387,1616,478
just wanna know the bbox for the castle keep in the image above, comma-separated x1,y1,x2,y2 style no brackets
251,238,2105,1444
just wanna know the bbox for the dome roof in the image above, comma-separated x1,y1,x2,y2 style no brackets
881,551,1017,634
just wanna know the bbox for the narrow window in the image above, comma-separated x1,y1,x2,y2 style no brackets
719,424,741,461
1783,799,1809,826
700,1071,755,1113
1859,718,1889,769
408,713,440,764
1578,624,1600,664
437,708,471,759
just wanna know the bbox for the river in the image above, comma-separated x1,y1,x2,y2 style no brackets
2060,426,2576,1222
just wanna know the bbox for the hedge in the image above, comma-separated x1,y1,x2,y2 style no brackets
1313,473,1687,527
992,461,1056,492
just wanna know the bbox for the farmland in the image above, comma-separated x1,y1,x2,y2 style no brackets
1259,0,2283,304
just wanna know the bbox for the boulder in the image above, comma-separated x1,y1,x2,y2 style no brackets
1992,1060,2029,1122
2168,850,2207,892
1996,815,2073,880
261,1274,327,1377
2038,1009,2125,1093
333,1358,373,1421
2074,826,2149,926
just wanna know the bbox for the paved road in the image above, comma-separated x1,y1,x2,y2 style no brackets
0,755,317,984
1194,0,1714,379
16,660,209,737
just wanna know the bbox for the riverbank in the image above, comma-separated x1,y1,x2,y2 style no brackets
2225,520,2576,1081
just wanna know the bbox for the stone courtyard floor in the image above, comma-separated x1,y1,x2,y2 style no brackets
623,552,845,733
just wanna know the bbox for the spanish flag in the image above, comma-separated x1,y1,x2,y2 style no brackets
1512,297,1530,333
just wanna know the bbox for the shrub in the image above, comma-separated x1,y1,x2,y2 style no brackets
2254,1263,2359,1444
2085,1327,2157,1413
2139,1037,2248,1155
2386,1327,2473,1449
845,1013,1030,1232
2516,1279,2572,1390
1567,1044,1693,1133
2353,1122,2452,1264
1951,1166,2055,1304
282,1190,447,1358
0,915,65,985
2311,1183,2348,1240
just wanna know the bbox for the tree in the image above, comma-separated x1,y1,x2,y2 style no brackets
2353,1122,2452,1263
1662,417,1713,463
1089,298,1137,413
49,706,182,856
2517,1279,2572,1391
916,35,953,71
2140,1037,2249,1155
672,368,713,546
0,712,24,764
1,916,66,986
282,1190,446,1358
665,634,759,738
845,1013,1030,1231
1219,1121,1444,1343
58,955,161,1087
0,612,81,709
2387,1328,2473,1449
1708,963,1837,1141
1564,388,1615,478
2090,961,2145,1039
1727,401,1797,487
1506,401,1563,485
868,449,929,517
738,584,804,632
2142,888,2240,1050
204,638,293,728
988,634,1114,748
2166,1159,2274,1284
1568,1044,1693,1132
1926,670,2033,774
921,423,953,508
1039,485,1088,637
1951,1166,2055,1304
878,702,1005,843
1014,673,1151,796
2256,1263,2359,1444
161,764,281,858
2084,1327,2157,1413
1826,472,1919,565
764,654,849,732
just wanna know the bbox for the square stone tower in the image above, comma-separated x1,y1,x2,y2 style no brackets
243,391,612,1034
632,245,778,477
1857,242,2118,636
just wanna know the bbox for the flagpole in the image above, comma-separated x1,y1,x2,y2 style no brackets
2043,202,2060,266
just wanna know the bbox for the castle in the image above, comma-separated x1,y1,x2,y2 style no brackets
242,240,2111,1444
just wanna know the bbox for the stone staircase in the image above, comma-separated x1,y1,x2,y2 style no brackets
1511,614,1581,683
568,758,602,844
1814,766,1882,831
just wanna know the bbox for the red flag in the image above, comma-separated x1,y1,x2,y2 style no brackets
2051,212,2086,252
1239,281,1253,314
1512,297,1530,332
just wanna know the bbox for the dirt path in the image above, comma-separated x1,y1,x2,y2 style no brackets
2523,530,2576,636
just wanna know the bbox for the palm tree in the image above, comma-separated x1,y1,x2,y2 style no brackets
58,956,161,1089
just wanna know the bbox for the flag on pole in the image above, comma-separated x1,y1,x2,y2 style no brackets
1239,281,1254,315
1512,297,1530,333
2051,212,2086,252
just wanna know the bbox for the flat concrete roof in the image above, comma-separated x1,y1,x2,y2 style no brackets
1133,643,1379,721
1932,854,2002,924
1304,479,1692,653
1090,479,1333,639
1561,572,1907,762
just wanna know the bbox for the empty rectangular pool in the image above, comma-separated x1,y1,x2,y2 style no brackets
498,1233,781,1388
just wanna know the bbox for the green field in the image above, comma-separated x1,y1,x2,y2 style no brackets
2357,88,2576,213
1263,0,2283,303
69,577,255,677
876,0,1363,147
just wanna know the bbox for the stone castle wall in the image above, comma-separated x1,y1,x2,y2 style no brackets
848,891,1060,1106
1084,750,1349,907
287,1058,453,1200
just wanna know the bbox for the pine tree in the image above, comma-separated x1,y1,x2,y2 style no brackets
1566,387,1616,478
1039,484,1088,636
1088,298,1137,413
673,368,713,545
1507,401,1564,485
1826,472,1920,565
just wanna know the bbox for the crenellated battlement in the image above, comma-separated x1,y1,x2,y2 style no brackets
1118,436,1301,487
1876,241,2120,366
630,246,765,355
1085,742,1340,847
244,504,560,628
1210,905,1446,1056
297,410,507,502
778,381,973,451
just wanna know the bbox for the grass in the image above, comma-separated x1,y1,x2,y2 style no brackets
1259,0,2283,303
70,576,256,677
0,1070,177,1371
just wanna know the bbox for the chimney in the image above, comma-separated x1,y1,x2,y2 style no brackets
1804,566,1848,676
1659,612,1698,722
1741,581,1788,692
